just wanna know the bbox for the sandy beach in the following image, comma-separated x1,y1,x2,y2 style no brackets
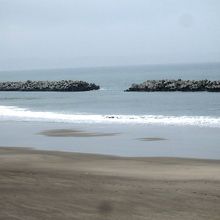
0,147,220,220
1,0,220,219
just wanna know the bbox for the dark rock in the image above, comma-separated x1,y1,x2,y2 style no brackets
125,79,220,92
0,80,100,92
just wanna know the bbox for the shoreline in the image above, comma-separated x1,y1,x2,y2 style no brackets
0,121,220,159
2,145,220,161
0,146,220,219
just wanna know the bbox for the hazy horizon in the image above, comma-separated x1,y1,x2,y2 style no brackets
1,61,220,73
1,0,220,70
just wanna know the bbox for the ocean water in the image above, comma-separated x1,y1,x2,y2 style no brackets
0,63,220,158
0,63,220,125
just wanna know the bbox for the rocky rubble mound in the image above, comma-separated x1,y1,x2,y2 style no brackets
0,80,100,92
126,79,220,92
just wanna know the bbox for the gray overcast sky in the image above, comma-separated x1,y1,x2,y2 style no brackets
0,0,220,70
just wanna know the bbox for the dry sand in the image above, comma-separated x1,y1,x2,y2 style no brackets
0,147,220,220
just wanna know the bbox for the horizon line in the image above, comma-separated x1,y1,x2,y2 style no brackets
1,61,220,72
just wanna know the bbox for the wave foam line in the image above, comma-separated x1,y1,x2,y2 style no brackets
0,105,220,127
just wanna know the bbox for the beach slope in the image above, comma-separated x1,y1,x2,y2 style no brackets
0,147,220,220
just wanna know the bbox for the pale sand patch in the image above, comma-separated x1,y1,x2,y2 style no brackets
38,129,119,137
0,147,220,220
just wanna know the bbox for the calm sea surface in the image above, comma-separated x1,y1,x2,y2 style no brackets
0,63,220,158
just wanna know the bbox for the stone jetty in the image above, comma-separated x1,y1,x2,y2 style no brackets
0,80,100,92
126,79,220,92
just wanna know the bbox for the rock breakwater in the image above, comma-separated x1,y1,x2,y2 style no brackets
126,79,220,92
0,80,100,92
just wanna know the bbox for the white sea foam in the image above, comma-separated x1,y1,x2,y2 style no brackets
99,87,108,91
0,105,220,127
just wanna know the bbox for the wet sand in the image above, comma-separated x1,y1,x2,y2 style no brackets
38,129,119,137
0,147,220,220
137,137,167,141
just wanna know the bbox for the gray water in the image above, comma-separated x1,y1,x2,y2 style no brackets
0,63,220,158
0,63,220,117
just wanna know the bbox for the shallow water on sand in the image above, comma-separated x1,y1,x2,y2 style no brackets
1,121,220,159
0,63,220,158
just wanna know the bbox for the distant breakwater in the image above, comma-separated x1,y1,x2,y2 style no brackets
0,80,100,92
126,80,220,92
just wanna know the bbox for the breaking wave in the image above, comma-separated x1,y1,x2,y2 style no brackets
0,105,220,127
